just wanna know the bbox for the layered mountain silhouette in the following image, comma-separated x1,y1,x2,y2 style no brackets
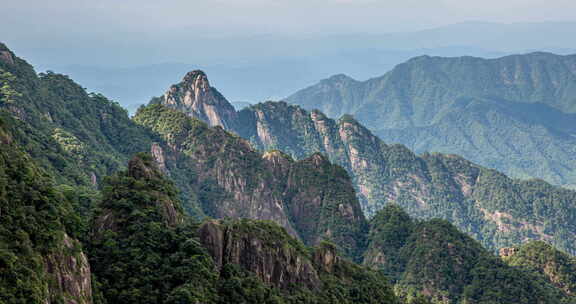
287,52,576,189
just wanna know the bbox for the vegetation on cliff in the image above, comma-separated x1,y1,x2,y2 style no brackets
231,100,576,256
134,104,368,260
504,241,576,301
89,153,400,304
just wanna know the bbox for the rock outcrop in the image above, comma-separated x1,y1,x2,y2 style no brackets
150,142,169,175
45,234,93,304
94,153,183,236
134,105,368,259
199,220,321,290
0,43,15,65
160,70,238,129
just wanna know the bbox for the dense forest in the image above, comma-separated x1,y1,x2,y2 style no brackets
2,41,576,303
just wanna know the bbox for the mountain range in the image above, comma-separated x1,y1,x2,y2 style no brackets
20,21,576,112
3,41,576,303
287,52,576,190
150,68,576,256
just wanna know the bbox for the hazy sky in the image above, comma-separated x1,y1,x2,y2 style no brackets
2,0,576,67
3,0,576,35
2,0,576,107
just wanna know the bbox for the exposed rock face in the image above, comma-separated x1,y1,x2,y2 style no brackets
151,71,576,255
262,150,292,177
150,142,168,174
160,70,238,129
90,172,97,186
198,220,321,290
94,154,183,234
313,242,340,273
45,234,92,304
0,126,11,144
0,50,14,65
232,101,576,255
134,105,368,259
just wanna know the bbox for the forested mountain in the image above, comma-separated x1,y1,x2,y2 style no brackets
3,41,576,303
364,205,573,304
287,52,576,188
133,104,368,260
150,70,576,256
88,153,401,304
0,44,401,303
503,241,576,299
0,117,92,304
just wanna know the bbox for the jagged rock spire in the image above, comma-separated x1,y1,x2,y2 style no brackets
161,70,238,130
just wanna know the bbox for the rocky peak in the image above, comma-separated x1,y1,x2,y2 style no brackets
323,73,357,85
161,70,238,130
182,70,209,86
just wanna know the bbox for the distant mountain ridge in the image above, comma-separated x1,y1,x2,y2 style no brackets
287,52,576,188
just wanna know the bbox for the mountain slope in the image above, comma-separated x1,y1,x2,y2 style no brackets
0,43,211,219
4,43,576,304
503,241,576,299
0,42,157,187
364,205,569,304
150,71,576,256
0,118,93,304
287,52,576,188
89,153,400,304
133,104,368,259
